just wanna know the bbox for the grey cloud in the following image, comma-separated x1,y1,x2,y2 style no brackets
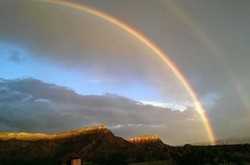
7,50,23,63
2,78,248,144
207,92,250,139
0,87,31,102
0,78,207,145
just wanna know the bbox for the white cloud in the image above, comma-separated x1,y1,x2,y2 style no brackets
110,124,124,129
87,79,114,84
140,100,187,111
34,98,51,104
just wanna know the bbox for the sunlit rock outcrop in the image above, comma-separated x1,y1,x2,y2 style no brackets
128,135,161,144
0,125,109,141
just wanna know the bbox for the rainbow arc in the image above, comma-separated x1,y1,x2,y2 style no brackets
40,0,216,145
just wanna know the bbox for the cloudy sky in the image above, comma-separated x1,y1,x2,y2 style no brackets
0,0,249,145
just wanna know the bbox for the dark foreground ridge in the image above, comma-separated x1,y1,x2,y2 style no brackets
0,125,249,165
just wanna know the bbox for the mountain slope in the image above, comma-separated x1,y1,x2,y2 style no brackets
0,125,249,165
0,125,136,164
1,125,171,164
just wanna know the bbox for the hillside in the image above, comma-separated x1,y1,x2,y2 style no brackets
0,125,137,164
0,125,249,165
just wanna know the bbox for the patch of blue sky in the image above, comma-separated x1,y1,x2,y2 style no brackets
0,43,160,102
0,43,33,79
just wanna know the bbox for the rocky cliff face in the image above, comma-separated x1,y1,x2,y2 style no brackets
128,135,161,144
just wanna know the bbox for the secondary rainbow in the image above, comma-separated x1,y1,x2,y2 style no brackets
40,0,216,145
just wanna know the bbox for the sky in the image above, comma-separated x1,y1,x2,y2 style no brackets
0,0,250,145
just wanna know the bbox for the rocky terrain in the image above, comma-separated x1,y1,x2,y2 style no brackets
0,125,249,165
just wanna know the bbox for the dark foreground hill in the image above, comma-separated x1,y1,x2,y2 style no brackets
0,125,170,165
0,125,249,165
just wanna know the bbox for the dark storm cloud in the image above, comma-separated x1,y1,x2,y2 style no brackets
0,83,31,102
0,78,207,144
0,1,154,76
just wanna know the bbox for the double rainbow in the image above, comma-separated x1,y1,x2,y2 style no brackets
40,0,216,145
